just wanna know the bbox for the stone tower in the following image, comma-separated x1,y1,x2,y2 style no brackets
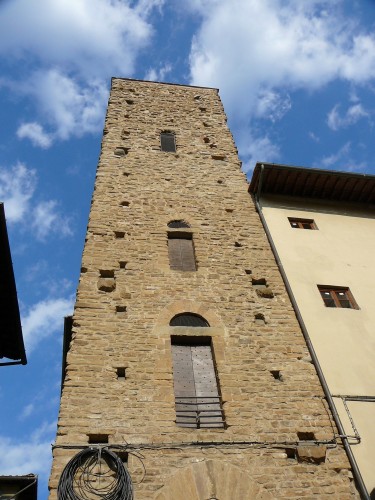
49,79,357,499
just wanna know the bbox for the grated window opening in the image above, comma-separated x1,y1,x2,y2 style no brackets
170,313,210,327
167,220,190,228
160,132,176,152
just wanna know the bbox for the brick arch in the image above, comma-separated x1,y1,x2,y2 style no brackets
155,300,223,329
153,460,274,500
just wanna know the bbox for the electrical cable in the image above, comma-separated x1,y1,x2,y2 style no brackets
57,447,133,500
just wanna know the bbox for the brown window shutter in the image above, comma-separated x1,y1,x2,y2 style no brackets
191,346,223,428
168,236,196,271
171,340,224,428
172,344,197,428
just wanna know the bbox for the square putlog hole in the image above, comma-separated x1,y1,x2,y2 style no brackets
270,370,283,381
88,434,109,444
297,431,316,441
116,367,126,380
116,451,129,464
99,269,114,278
116,305,127,314
114,231,125,239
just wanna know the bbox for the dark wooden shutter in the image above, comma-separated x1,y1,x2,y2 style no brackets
191,346,224,428
172,342,224,428
172,344,198,427
160,133,176,152
168,236,196,271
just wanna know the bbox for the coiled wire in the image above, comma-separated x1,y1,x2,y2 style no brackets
57,447,133,500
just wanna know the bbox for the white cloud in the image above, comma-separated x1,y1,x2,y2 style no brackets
189,0,375,120
309,131,320,143
0,163,36,222
13,70,109,146
255,90,291,122
327,103,369,131
22,297,74,353
0,0,164,146
16,122,52,149
0,422,55,476
320,141,351,167
145,63,172,82
239,133,280,173
0,0,155,78
33,200,73,240
19,403,35,420
0,163,73,239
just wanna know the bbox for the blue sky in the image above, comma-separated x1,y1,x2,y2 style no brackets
1,0,375,498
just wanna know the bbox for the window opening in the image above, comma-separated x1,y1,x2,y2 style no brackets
170,313,209,327
171,337,224,429
318,286,358,309
288,217,317,230
160,132,176,152
168,233,196,271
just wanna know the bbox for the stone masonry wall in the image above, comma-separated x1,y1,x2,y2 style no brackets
49,79,357,499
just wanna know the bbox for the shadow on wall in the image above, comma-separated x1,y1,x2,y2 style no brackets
153,460,273,500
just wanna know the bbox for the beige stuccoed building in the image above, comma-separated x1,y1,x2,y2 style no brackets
49,80,359,499
249,162,375,499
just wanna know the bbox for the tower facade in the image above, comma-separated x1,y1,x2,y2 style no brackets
49,80,356,499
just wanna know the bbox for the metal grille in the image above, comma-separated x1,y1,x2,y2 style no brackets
170,313,209,327
175,396,225,428
172,343,224,429
167,220,190,228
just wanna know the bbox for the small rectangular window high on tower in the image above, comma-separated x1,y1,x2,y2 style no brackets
160,132,176,152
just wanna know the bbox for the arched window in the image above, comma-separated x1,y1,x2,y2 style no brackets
170,313,209,327
167,220,190,229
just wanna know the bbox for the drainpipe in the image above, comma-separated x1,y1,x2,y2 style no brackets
254,164,369,500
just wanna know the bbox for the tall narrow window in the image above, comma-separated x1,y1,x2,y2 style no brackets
168,233,196,271
171,336,224,429
318,286,358,309
160,132,176,152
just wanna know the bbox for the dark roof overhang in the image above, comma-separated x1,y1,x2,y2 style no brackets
0,203,27,365
249,162,375,206
0,474,37,499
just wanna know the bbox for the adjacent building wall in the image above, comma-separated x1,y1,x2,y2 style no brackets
261,194,375,494
49,80,356,499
